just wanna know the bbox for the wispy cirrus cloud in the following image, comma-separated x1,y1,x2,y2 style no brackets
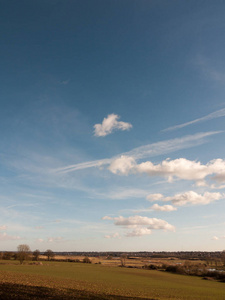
94,114,132,137
162,108,225,132
55,131,221,174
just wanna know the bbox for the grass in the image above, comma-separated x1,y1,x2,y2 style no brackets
0,261,225,299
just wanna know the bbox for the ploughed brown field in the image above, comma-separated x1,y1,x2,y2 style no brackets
0,257,224,299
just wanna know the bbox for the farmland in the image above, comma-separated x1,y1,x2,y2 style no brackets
0,259,225,299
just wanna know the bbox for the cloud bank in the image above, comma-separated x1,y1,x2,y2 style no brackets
109,156,225,184
94,114,132,137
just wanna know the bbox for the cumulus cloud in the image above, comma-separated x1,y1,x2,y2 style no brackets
126,227,152,237
151,204,177,212
108,156,136,175
146,191,224,207
164,191,224,206
108,156,225,184
103,215,175,237
94,114,132,137
103,215,175,232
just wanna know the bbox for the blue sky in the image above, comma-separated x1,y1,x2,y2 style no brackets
1,0,225,252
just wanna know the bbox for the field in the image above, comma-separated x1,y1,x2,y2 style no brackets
0,260,225,299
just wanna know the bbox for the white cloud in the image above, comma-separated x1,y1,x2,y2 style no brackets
164,191,224,206
55,131,221,174
104,232,121,239
104,215,175,231
126,227,152,237
108,156,136,175
103,188,149,200
103,215,175,238
151,204,177,212
102,216,113,220
146,193,163,201
94,114,132,137
109,156,225,184
162,108,225,132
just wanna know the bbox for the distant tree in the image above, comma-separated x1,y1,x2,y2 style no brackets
33,249,40,261
120,253,127,267
83,256,91,263
17,244,31,264
44,249,55,261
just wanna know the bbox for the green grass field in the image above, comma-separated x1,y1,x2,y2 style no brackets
0,261,224,299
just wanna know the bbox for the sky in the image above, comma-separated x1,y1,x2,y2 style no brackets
1,0,225,252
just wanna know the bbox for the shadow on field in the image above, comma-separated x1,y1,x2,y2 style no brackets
0,283,155,300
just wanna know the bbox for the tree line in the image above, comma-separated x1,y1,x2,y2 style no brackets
0,244,55,264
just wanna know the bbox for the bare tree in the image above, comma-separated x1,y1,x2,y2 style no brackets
120,253,127,267
33,249,40,261
17,244,31,264
44,249,55,261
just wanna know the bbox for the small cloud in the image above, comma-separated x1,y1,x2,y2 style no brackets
146,193,163,201
102,216,113,220
212,236,219,240
94,114,132,137
164,191,224,206
151,204,177,212
126,227,152,237
104,232,121,239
